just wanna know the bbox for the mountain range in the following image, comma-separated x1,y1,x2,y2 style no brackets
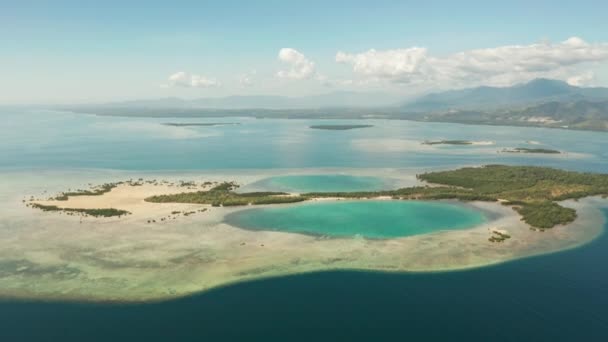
62,78,608,132
86,78,608,112
401,79,608,112
98,91,402,110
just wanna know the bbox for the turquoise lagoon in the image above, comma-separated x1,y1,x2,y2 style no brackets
225,200,487,238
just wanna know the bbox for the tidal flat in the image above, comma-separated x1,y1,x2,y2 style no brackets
1,168,605,303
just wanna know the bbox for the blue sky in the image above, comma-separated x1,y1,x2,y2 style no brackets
2,0,608,103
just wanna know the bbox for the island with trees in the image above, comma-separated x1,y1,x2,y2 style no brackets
163,122,240,127
501,147,562,154
309,124,373,130
30,165,608,229
422,140,473,145
143,165,608,229
18,164,608,302
28,165,608,229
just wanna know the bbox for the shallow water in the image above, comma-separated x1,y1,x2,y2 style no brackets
0,209,606,341
225,200,487,238
2,109,608,172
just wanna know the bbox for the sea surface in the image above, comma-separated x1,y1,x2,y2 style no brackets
2,109,608,172
225,200,487,238
1,108,608,341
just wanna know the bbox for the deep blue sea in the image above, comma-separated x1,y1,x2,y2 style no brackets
1,109,608,341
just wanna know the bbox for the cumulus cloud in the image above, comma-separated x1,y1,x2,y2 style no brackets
336,47,428,80
167,71,220,88
239,70,257,87
567,71,595,86
336,37,608,87
276,48,316,80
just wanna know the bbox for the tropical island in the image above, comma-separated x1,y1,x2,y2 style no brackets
421,140,494,146
35,165,608,229
501,147,562,154
163,122,240,127
10,164,608,302
309,124,373,130
422,140,474,145
145,165,608,229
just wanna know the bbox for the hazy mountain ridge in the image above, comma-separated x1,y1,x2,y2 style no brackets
58,78,608,132
409,99,608,131
402,79,608,112
95,91,402,110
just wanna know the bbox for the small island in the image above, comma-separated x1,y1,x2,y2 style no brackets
423,140,473,145
163,122,240,127
309,124,373,130
501,147,561,154
422,140,495,146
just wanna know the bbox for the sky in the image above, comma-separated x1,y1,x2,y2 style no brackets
2,0,608,104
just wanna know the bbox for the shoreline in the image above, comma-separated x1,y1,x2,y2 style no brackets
0,170,606,303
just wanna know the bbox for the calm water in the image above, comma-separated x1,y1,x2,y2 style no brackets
2,109,608,172
1,108,608,341
225,200,487,238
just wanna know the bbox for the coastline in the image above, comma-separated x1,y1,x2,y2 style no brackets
0,169,606,303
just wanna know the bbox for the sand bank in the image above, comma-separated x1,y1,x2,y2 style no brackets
0,171,605,302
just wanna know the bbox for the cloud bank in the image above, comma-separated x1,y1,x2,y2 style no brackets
336,37,608,87
167,71,220,88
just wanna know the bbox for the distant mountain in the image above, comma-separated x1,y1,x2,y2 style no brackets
402,79,608,112
406,99,608,132
97,91,401,110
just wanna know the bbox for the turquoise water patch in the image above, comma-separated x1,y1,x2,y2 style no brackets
244,175,391,193
224,200,487,239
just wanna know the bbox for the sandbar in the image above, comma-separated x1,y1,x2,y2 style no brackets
0,169,605,303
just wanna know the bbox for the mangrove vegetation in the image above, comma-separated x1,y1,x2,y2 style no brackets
501,147,561,154
30,203,130,217
422,140,474,145
146,165,608,229
309,124,373,130
145,182,307,207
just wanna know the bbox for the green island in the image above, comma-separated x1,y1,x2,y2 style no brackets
422,140,473,145
54,182,119,201
145,165,608,229
52,179,166,201
309,124,373,130
145,182,308,206
163,122,240,127
501,147,561,154
29,203,130,218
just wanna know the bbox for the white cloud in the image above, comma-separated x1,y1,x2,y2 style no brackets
167,71,220,88
567,71,595,86
336,37,608,87
239,70,257,87
336,47,428,80
276,48,316,80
